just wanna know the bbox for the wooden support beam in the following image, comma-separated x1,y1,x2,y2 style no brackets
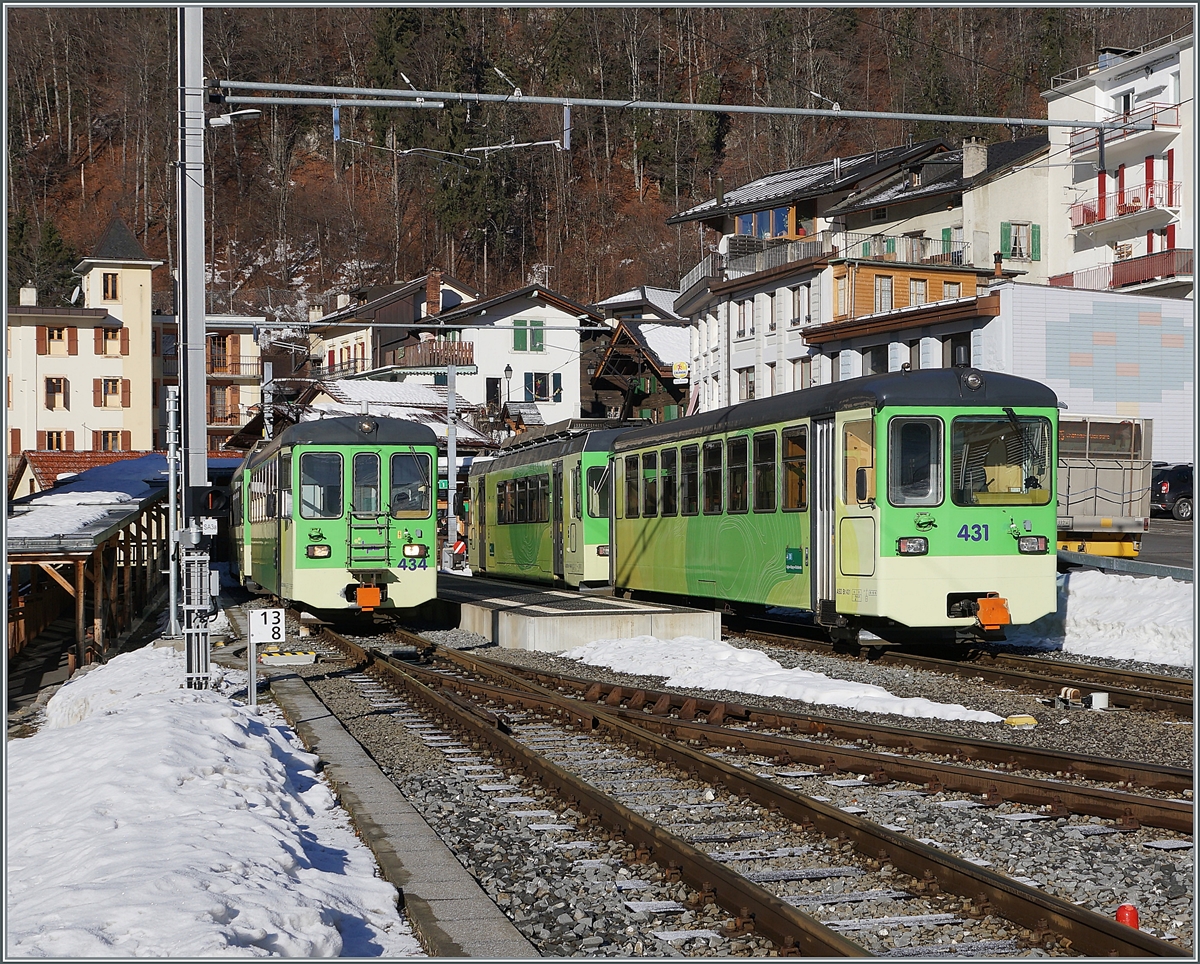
38,563,77,597
93,545,104,655
75,560,86,669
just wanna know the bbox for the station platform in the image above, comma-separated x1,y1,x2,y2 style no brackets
436,573,721,652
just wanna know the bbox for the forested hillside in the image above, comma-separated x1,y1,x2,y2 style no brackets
7,7,1192,314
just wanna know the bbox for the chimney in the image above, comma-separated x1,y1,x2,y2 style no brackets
994,251,1004,278
962,137,988,179
714,177,725,205
308,305,325,323
426,268,442,316
336,293,351,310
19,285,37,306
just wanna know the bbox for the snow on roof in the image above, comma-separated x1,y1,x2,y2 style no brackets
643,286,683,320
634,323,692,366
322,379,445,406
594,286,684,321
7,454,168,545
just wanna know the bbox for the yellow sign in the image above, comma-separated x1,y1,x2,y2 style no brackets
672,361,690,384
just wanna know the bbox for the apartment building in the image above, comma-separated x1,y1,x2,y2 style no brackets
1044,31,1193,296
7,219,161,465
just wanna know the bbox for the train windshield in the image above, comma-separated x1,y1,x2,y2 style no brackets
390,452,432,518
299,453,343,519
888,418,943,506
352,453,380,517
951,415,1052,506
586,465,611,518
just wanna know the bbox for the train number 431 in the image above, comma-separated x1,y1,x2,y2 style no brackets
957,524,989,542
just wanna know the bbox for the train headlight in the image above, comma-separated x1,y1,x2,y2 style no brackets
1017,536,1048,554
597,545,610,556
306,544,332,559
402,543,428,558
896,536,928,555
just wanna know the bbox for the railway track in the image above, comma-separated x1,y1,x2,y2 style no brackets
316,624,1188,957
726,618,1194,717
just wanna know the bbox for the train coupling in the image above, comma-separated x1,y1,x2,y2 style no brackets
344,581,388,611
973,594,1011,632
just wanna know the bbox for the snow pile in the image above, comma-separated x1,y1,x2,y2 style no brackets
7,645,424,958
1006,569,1194,667
565,636,1004,723
34,489,134,505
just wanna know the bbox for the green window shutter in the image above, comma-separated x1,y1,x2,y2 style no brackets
524,372,534,402
1030,223,1041,261
861,241,870,257
513,320,527,352
885,236,896,254
639,408,652,420
531,320,544,351
940,227,951,254
663,405,679,421
552,372,562,401
999,222,1012,258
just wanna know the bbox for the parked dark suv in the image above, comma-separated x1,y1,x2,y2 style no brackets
1150,463,1193,521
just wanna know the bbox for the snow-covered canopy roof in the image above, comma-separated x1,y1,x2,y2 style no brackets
627,322,692,367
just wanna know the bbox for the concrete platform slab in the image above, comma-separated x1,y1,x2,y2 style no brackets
268,672,538,959
438,573,720,652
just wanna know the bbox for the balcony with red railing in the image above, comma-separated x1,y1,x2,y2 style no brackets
1068,102,1181,157
1069,180,1182,229
397,340,475,369
1049,248,1193,292
206,408,245,427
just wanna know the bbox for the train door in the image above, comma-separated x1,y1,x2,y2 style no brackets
811,417,837,623
552,460,565,580
833,408,880,625
475,477,487,572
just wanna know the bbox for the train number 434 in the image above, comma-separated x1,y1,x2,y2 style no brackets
957,524,989,542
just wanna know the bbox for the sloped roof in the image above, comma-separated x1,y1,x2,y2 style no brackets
628,322,692,367
318,378,473,409
667,140,948,225
13,450,151,494
317,272,479,327
826,136,1050,216
594,285,684,321
89,217,152,261
436,284,602,327
503,401,545,427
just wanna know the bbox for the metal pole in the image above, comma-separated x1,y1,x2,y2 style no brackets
166,385,181,637
217,79,1154,132
445,362,457,569
178,6,210,689
262,360,274,440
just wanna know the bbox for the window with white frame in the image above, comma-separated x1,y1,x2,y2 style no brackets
768,292,777,332
735,300,749,337
874,275,893,313
943,281,961,300
909,279,927,306
737,367,755,401
791,284,810,326
1009,222,1030,260
836,276,847,316
793,356,812,391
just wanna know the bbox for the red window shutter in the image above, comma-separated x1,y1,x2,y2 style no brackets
63,378,70,410
36,327,47,355
93,379,103,407
1098,170,1106,219
95,327,105,354
328,350,335,368
121,430,131,452
11,428,21,455
120,327,130,355
1167,224,1176,249
121,379,131,407
1147,230,1154,254
36,430,45,450
1145,155,1154,205
67,327,78,355
1167,149,1175,205
92,430,100,450
66,430,74,451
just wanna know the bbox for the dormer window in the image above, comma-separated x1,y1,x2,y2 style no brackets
910,169,922,188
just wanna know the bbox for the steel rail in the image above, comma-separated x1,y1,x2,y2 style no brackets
320,631,867,957
479,658,1192,793
971,652,1194,701
431,646,1187,958
730,621,1193,716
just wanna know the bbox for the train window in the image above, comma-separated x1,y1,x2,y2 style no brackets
624,455,640,518
727,437,748,513
888,418,943,507
753,432,777,512
572,465,582,520
535,474,550,523
299,453,343,519
353,453,381,517
390,453,431,518
841,421,876,504
702,441,723,514
782,428,807,511
681,445,699,515
279,456,292,517
586,466,611,518
660,448,678,516
516,478,529,523
951,415,1052,506
642,452,658,517
504,480,516,523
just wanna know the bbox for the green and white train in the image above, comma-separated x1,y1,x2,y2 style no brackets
468,369,1059,641
231,416,439,615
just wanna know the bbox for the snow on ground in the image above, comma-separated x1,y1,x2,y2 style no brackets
7,645,424,958
1006,569,1194,668
566,636,1005,723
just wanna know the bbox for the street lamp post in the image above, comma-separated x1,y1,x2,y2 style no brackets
504,364,513,403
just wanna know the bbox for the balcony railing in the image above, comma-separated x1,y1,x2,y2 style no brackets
1049,248,1193,291
1069,180,1182,228
1068,103,1181,154
206,355,262,377
680,253,724,294
1050,28,1192,88
207,409,244,427
724,232,835,280
839,231,969,266
321,357,372,378
398,341,474,368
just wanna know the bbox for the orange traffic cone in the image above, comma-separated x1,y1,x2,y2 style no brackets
1116,904,1139,928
